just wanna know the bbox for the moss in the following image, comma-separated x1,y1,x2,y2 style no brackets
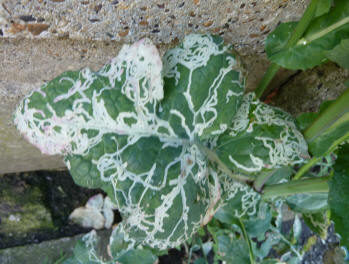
0,183,54,235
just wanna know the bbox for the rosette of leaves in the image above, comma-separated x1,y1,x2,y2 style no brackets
14,34,308,252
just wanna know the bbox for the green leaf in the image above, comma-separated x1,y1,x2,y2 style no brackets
328,143,349,249
213,232,251,263
286,192,328,213
296,101,333,132
14,33,307,253
315,0,332,17
14,34,243,250
244,202,273,239
66,228,158,264
303,211,330,239
266,1,349,70
214,93,308,175
325,38,349,69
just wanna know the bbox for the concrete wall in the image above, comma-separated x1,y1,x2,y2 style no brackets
0,0,322,174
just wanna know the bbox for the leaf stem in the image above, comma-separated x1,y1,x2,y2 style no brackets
297,16,349,45
254,170,275,192
238,219,256,264
262,176,329,200
199,144,252,182
254,0,319,98
254,63,280,99
293,156,321,180
304,88,349,143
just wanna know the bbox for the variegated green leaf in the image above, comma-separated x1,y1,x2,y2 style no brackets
214,93,308,175
14,33,308,253
14,34,243,250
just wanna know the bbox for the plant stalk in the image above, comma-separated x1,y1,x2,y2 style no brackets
293,156,321,180
199,144,252,182
262,176,329,200
239,219,256,264
298,16,349,45
304,88,349,142
254,170,275,192
254,63,280,99
254,0,319,98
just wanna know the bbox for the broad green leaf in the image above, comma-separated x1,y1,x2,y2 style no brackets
325,38,349,69
266,1,349,70
329,143,349,249
14,35,242,250
286,193,328,213
14,33,307,252
214,93,308,175
303,211,330,239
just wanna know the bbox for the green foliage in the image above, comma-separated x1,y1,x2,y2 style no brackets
266,0,349,70
15,0,349,259
63,229,158,264
303,88,349,157
329,143,349,250
213,232,251,263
